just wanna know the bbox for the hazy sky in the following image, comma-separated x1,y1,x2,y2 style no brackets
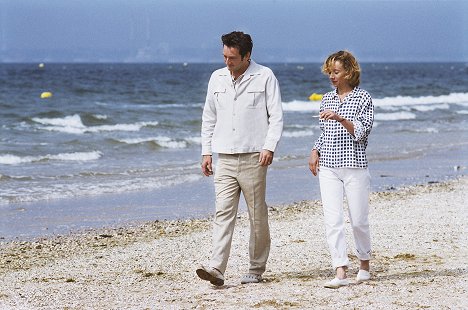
1,0,466,63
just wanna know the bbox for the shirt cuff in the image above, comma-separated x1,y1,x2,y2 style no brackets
263,140,278,153
201,145,212,156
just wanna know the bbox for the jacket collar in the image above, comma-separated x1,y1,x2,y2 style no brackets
218,60,261,81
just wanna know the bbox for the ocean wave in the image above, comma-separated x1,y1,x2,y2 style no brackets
374,111,416,121
282,92,468,112
283,130,314,137
117,136,187,148
283,100,320,112
408,103,450,112
374,92,468,108
0,173,202,204
0,151,102,165
31,114,158,134
0,174,34,181
186,136,202,144
396,127,439,134
155,103,203,109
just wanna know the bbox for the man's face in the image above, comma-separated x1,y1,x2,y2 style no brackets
223,45,250,75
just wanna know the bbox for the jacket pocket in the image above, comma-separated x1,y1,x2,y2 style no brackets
246,89,265,108
214,88,227,109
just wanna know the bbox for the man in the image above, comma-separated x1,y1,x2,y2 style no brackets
196,31,283,286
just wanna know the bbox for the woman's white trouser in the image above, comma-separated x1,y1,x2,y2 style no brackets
319,166,371,268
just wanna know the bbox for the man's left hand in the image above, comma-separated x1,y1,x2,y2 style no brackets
259,149,274,166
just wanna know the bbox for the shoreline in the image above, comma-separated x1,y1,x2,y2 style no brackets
1,149,466,242
0,176,466,309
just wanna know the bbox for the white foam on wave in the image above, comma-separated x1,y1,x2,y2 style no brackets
0,172,203,204
33,114,84,129
32,114,158,134
409,103,450,112
118,136,187,148
283,100,320,112
374,92,468,108
186,136,202,144
457,110,468,115
413,127,439,133
49,151,102,161
0,151,102,165
282,101,418,121
282,93,468,112
90,122,158,132
374,111,416,121
93,114,108,120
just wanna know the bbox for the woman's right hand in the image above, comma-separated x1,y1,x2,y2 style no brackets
308,149,320,176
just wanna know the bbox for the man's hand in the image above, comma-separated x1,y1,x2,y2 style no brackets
201,155,213,176
308,149,320,176
259,149,274,166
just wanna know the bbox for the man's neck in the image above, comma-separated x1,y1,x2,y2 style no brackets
231,61,250,80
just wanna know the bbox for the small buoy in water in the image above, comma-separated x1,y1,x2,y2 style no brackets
309,93,323,101
38,63,45,69
40,91,53,99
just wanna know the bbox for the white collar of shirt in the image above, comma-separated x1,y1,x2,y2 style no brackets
334,87,358,101
231,73,244,86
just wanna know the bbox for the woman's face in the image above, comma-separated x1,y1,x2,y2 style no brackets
328,60,351,89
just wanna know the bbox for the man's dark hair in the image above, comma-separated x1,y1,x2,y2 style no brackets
221,31,253,60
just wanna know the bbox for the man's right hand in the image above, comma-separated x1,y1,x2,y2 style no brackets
201,155,213,176
308,149,320,176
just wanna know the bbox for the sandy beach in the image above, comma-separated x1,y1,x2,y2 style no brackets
0,176,466,309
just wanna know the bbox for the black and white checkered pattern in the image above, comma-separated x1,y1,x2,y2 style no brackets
313,87,374,168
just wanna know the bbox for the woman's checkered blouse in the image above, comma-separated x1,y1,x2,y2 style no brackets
313,87,374,168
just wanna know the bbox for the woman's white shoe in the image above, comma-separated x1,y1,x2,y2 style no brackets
324,277,349,289
356,270,371,283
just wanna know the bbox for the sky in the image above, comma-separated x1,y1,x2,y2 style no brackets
0,0,466,63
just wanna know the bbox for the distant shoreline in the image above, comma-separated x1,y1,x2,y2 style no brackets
1,61,467,65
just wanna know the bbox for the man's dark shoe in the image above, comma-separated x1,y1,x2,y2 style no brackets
196,265,224,286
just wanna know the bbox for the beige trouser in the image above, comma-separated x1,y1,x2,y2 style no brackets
210,153,271,275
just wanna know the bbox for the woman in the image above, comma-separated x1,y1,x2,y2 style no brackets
309,50,374,288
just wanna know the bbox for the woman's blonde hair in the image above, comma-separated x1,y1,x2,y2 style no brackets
322,50,361,88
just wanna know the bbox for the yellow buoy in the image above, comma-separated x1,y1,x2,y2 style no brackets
40,91,53,99
308,93,323,101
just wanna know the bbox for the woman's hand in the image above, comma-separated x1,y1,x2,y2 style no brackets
320,110,345,122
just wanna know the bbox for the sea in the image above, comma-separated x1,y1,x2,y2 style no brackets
1,62,467,240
